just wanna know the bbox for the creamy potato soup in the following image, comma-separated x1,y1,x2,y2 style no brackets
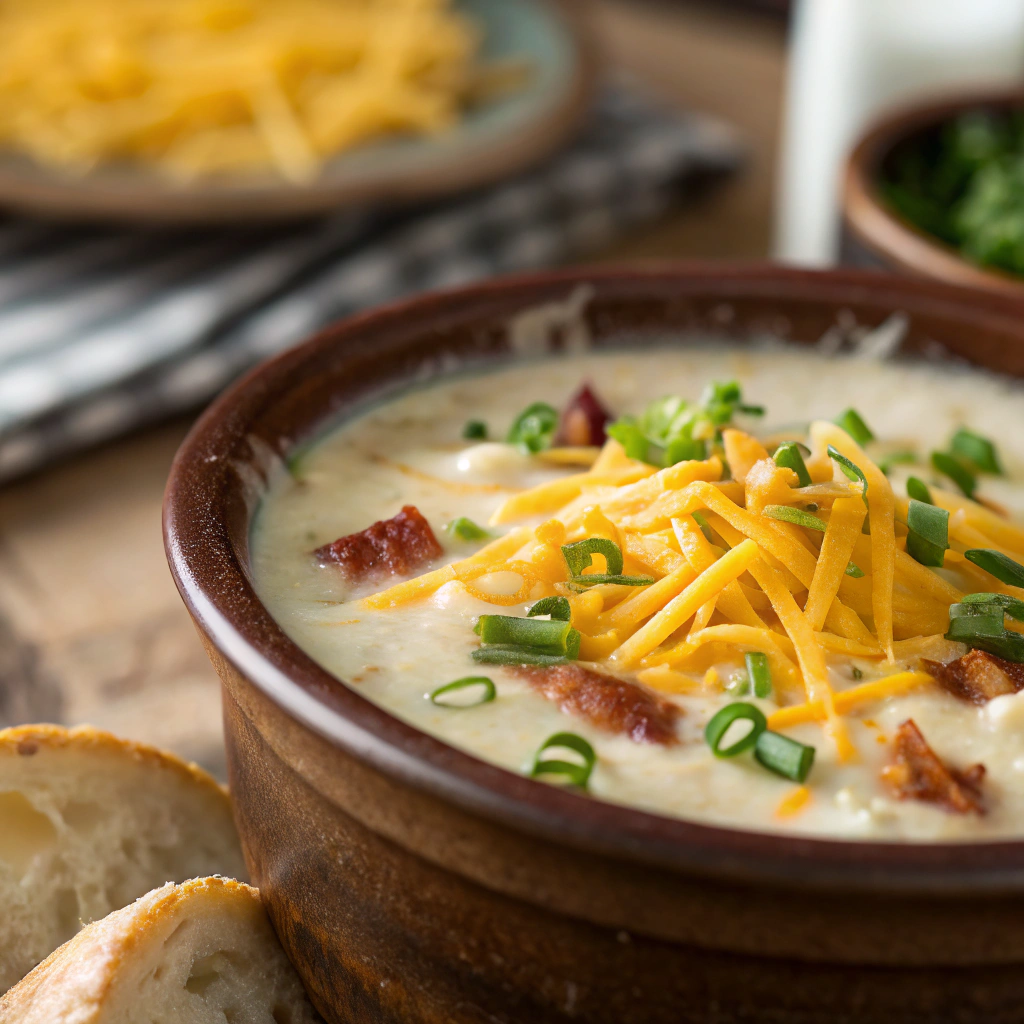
251,347,1024,840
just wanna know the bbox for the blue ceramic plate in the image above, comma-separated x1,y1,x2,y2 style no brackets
0,0,597,224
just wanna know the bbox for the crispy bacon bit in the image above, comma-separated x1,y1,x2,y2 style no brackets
924,650,1024,706
513,664,680,745
315,505,442,581
556,383,611,448
881,719,985,815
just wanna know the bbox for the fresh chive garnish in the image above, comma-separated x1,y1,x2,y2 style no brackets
772,441,812,487
964,549,1024,588
951,428,1002,475
905,499,949,568
527,596,572,621
762,505,827,531
704,702,767,758
852,666,863,680
565,573,655,591
562,537,623,577
834,408,875,446
725,672,750,696
827,445,868,506
745,652,772,699
471,646,572,666
945,610,1024,663
931,451,976,498
446,517,491,542
476,615,575,653
959,592,1024,621
754,731,816,782
507,402,558,454
429,676,496,708
692,511,715,544
462,419,488,441
878,450,917,475
906,476,933,504
531,732,597,789
844,562,865,578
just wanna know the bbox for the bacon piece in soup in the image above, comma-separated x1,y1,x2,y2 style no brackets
315,505,442,581
556,383,611,447
881,719,985,815
924,650,1024,706
513,663,680,745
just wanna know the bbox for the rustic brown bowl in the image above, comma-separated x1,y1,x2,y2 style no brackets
843,90,1024,297
164,265,1024,1024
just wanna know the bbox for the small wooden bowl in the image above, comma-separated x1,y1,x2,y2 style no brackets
843,90,1024,297
165,265,1024,1024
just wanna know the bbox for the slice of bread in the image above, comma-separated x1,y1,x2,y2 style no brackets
0,877,322,1023
0,724,247,992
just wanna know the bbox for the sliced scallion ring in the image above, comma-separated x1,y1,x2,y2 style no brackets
429,676,496,708
959,592,1024,621
754,731,816,782
475,615,574,653
745,652,772,699
692,511,716,544
471,646,570,667
844,562,865,578
762,505,827,531
561,537,623,577
827,445,868,507
705,702,767,758
527,596,572,621
931,451,976,499
951,428,1002,475
446,516,491,542
507,402,558,454
945,613,1024,663
462,419,488,441
905,498,949,568
772,441,812,487
834,408,875,446
566,573,655,591
531,732,597,788
964,549,1024,589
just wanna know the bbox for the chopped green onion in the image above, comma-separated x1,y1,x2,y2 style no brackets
845,562,865,578
834,408,875,446
827,446,868,506
906,477,933,504
429,676,496,707
692,511,715,544
566,573,655,591
949,600,1006,620
745,652,772,699
446,517,491,542
945,613,1024,662
462,420,488,441
964,549,1024,588
905,499,949,568
762,505,827,531
507,402,558,454
959,592,1024,621
852,666,863,680
531,732,597,788
663,435,707,465
754,731,816,782
472,646,571,667
704,702,767,758
951,428,1002,475
772,442,812,487
476,615,574,653
725,671,749,696
562,537,623,577
528,596,572,621
931,451,976,498
878,450,917,475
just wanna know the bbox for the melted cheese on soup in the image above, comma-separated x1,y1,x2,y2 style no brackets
251,347,1024,840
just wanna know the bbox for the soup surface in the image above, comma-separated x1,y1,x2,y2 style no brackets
251,346,1024,840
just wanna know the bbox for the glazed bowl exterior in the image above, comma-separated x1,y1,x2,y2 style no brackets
843,90,1024,297
164,265,1024,1024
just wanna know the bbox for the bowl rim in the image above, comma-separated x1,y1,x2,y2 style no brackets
164,262,1024,895
843,87,1024,297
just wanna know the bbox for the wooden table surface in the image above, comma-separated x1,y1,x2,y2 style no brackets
0,1,786,779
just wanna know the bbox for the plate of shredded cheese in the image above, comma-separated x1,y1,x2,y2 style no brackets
0,0,596,222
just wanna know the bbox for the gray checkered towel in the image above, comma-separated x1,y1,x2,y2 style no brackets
0,87,741,483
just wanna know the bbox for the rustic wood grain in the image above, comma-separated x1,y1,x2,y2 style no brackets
0,1,785,778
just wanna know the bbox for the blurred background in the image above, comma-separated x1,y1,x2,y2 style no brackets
0,0,1022,777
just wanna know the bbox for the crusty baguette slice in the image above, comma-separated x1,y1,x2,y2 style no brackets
0,724,247,992
0,877,322,1023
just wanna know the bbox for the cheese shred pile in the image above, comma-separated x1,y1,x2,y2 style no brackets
0,0,483,182
365,424,1024,759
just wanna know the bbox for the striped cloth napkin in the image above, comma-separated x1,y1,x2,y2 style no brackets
0,87,741,483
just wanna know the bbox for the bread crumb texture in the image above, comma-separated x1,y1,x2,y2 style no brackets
0,877,322,1023
0,725,247,992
